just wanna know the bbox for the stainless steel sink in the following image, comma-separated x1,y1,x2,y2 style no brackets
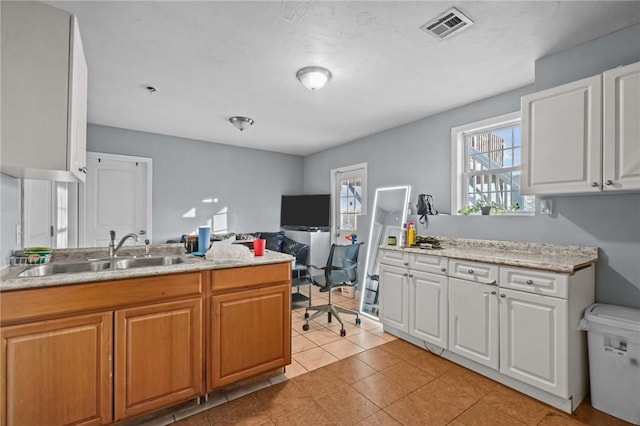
17,256,190,277
18,260,112,277
113,256,188,269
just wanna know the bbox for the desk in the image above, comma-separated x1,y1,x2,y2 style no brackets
291,264,312,307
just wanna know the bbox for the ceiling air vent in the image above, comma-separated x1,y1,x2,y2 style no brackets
420,7,474,40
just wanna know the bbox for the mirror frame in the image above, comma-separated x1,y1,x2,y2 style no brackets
359,185,411,320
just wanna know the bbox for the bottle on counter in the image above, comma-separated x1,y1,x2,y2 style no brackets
407,222,416,246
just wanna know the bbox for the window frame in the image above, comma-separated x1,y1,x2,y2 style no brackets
451,111,533,215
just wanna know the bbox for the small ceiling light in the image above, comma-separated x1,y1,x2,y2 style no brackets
229,116,254,131
296,66,332,91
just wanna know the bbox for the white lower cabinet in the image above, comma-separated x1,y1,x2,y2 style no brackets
499,288,568,397
410,270,448,348
448,278,499,369
379,263,409,333
378,247,594,413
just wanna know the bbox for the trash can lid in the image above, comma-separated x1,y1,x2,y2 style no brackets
584,303,640,333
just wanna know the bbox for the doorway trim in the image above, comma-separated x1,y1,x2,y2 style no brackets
79,152,153,247
330,162,368,244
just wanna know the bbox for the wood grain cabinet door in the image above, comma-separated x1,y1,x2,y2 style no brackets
1,312,113,426
114,298,203,421
210,283,291,390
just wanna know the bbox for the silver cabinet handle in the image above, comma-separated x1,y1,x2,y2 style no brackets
139,230,146,235
441,267,446,272
404,262,409,266
468,269,474,274
605,180,613,186
403,273,408,277
79,166,88,174
591,182,599,187
526,279,533,285
408,274,414,278
500,294,506,298
491,290,497,295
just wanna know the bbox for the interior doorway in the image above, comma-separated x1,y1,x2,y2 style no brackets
81,152,152,247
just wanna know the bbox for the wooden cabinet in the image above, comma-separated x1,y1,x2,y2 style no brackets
1,313,112,426
0,1,88,182
448,277,499,370
521,61,640,195
209,283,291,389
114,298,203,421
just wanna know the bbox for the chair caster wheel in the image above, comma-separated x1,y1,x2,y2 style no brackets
304,312,309,319
302,323,310,331
355,318,361,325
340,329,346,337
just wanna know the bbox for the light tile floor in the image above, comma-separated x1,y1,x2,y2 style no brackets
136,286,632,426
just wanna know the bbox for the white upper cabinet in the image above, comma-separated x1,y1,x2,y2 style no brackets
603,62,640,191
521,61,640,195
1,2,88,182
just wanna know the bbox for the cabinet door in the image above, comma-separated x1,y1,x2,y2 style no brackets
68,15,88,182
521,75,602,194
379,264,409,333
115,298,203,420
499,289,568,397
210,283,291,390
603,62,640,191
448,278,499,369
409,270,447,348
1,312,112,426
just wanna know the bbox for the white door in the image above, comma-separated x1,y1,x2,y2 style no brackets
499,288,568,397
603,61,640,191
448,278,499,369
379,263,409,333
521,75,602,194
331,163,367,245
83,153,152,247
409,270,448,348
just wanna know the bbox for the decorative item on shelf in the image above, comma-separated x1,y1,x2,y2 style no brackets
458,197,520,216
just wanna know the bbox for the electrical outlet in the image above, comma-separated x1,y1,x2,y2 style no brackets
540,199,553,215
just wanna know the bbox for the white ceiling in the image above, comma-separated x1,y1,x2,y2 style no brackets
49,1,640,156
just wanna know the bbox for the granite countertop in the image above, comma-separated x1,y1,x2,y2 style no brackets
0,244,293,292
381,237,598,274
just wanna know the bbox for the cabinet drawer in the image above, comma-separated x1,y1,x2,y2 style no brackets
448,259,498,284
380,249,408,268
409,253,448,275
211,262,290,292
500,267,568,299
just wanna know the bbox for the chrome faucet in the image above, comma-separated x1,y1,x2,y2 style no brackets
108,230,140,258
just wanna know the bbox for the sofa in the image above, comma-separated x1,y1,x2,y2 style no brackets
169,231,309,264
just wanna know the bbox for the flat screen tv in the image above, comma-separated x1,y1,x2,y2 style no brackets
280,194,330,230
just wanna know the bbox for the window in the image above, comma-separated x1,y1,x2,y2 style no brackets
331,163,367,238
451,112,534,214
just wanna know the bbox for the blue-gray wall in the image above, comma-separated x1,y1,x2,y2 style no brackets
87,125,304,244
304,24,640,309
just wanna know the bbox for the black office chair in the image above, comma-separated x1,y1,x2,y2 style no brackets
302,243,363,336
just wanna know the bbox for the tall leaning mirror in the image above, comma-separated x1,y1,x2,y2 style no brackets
359,185,411,319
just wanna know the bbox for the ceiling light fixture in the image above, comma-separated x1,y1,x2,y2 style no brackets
229,116,254,131
296,66,332,91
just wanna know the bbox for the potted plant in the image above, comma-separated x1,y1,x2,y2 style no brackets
458,198,520,216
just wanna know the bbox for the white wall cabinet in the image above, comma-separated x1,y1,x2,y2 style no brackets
521,61,639,195
1,2,88,183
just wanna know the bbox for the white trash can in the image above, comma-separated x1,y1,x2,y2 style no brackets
581,303,640,425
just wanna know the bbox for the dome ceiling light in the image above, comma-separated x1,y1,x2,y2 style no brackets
229,116,254,131
296,66,332,91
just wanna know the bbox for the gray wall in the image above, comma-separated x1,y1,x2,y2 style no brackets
304,25,640,309
0,174,20,266
88,125,304,244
